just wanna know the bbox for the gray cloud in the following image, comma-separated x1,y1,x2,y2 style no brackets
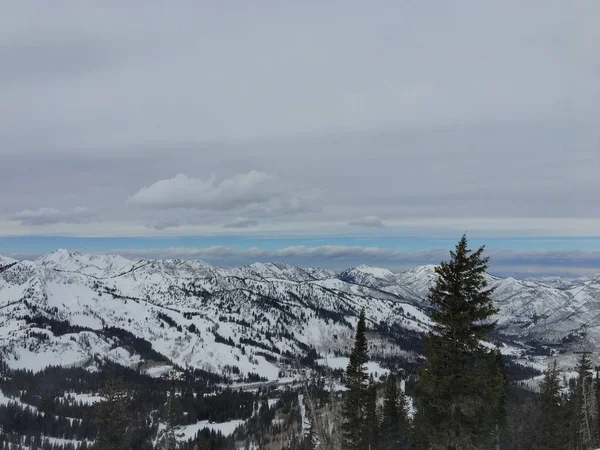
128,172,321,224
129,172,279,210
8,207,92,226
349,216,386,228
146,218,181,231
224,217,259,229
0,2,598,238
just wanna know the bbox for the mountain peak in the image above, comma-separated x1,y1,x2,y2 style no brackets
352,264,394,278
0,254,18,265
400,264,437,276
415,264,437,271
37,248,81,263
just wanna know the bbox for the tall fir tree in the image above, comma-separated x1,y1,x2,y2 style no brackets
594,367,600,448
365,375,380,450
93,376,131,450
533,361,567,450
380,374,399,450
159,371,183,450
413,234,505,450
491,347,508,450
380,373,409,450
570,352,596,449
342,309,370,450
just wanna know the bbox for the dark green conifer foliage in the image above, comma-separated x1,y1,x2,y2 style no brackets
380,373,409,450
159,372,183,450
595,369,600,447
413,234,505,450
342,309,370,450
93,376,131,450
569,352,595,449
380,374,398,449
365,375,380,450
533,361,566,450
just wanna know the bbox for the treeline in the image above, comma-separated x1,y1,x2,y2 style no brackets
0,358,270,450
504,354,600,450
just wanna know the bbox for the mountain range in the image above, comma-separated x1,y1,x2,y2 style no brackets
1,250,598,381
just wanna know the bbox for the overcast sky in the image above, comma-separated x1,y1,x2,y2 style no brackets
1,2,599,273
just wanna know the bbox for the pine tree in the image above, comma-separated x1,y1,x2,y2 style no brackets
365,375,380,450
93,376,131,450
572,352,595,449
566,377,580,450
159,371,183,450
492,348,509,450
533,361,566,450
380,374,409,450
380,374,399,450
413,234,505,450
342,309,370,450
594,367,600,448
397,386,410,449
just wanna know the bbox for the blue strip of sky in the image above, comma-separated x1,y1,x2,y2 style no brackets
1,236,600,255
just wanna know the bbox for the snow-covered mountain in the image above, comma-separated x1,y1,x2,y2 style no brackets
0,250,598,380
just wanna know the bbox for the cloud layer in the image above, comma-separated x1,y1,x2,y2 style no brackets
129,172,279,211
127,171,321,229
224,217,259,229
0,2,598,240
8,207,92,226
349,216,386,227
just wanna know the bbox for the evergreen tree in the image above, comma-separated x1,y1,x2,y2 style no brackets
380,373,409,450
93,376,131,450
365,375,380,450
380,374,399,450
342,309,370,450
532,361,566,450
396,386,410,449
413,234,505,450
159,371,183,450
595,368,600,447
570,352,596,449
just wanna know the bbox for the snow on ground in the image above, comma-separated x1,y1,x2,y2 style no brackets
44,437,90,447
354,265,394,279
0,282,29,306
480,340,524,357
405,396,416,419
2,329,140,372
298,394,309,436
0,388,38,412
0,255,18,265
323,381,347,392
61,393,104,405
0,389,17,406
398,304,431,325
316,357,389,378
144,364,174,378
178,419,245,441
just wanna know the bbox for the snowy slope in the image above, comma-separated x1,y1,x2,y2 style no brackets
1,251,598,379
0,251,429,380
0,255,18,267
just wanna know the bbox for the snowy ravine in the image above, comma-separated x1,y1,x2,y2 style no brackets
0,250,598,380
